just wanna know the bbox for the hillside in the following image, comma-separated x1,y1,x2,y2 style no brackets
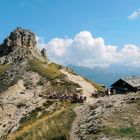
0,28,97,140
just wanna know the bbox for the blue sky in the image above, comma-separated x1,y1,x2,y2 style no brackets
0,0,140,46
0,0,140,67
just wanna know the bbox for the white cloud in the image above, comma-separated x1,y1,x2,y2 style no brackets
128,9,140,20
46,38,72,56
36,36,46,49
36,31,140,67
121,45,140,65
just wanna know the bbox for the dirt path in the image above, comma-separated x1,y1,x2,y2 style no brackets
60,70,95,104
69,105,82,140
60,69,96,140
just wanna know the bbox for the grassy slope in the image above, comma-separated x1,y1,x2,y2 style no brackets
28,59,81,96
28,59,65,80
8,102,76,140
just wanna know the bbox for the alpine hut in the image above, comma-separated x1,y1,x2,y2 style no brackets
111,76,140,93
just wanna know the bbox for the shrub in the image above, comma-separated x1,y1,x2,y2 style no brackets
118,127,136,137
0,64,10,76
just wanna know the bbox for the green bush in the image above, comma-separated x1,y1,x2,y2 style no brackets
118,127,136,137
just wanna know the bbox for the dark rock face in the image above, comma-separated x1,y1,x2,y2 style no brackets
0,60,28,92
0,27,36,57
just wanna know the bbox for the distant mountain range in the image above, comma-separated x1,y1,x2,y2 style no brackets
68,64,140,87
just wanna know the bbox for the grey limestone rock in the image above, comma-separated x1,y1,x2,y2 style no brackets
0,27,36,57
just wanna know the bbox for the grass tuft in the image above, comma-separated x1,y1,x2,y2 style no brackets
0,64,10,76
117,127,136,137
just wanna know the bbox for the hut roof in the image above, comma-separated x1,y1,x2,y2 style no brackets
121,76,140,88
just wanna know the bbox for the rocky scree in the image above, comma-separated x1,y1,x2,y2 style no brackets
0,28,41,93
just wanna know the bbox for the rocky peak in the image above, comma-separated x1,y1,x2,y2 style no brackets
0,27,36,57
9,27,36,48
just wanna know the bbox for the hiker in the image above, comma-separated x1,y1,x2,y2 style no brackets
78,95,83,103
106,88,111,96
108,89,111,96
83,96,86,102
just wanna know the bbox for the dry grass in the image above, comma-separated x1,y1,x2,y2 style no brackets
8,103,75,140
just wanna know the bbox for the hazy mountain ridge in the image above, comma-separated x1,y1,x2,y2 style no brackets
68,64,140,87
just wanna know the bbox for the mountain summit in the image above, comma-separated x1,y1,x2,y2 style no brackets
0,27,36,57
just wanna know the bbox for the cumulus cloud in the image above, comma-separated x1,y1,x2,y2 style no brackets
128,9,140,20
36,31,140,67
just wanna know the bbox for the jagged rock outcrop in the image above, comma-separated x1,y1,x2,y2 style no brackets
0,28,49,92
0,27,36,57
0,28,37,65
